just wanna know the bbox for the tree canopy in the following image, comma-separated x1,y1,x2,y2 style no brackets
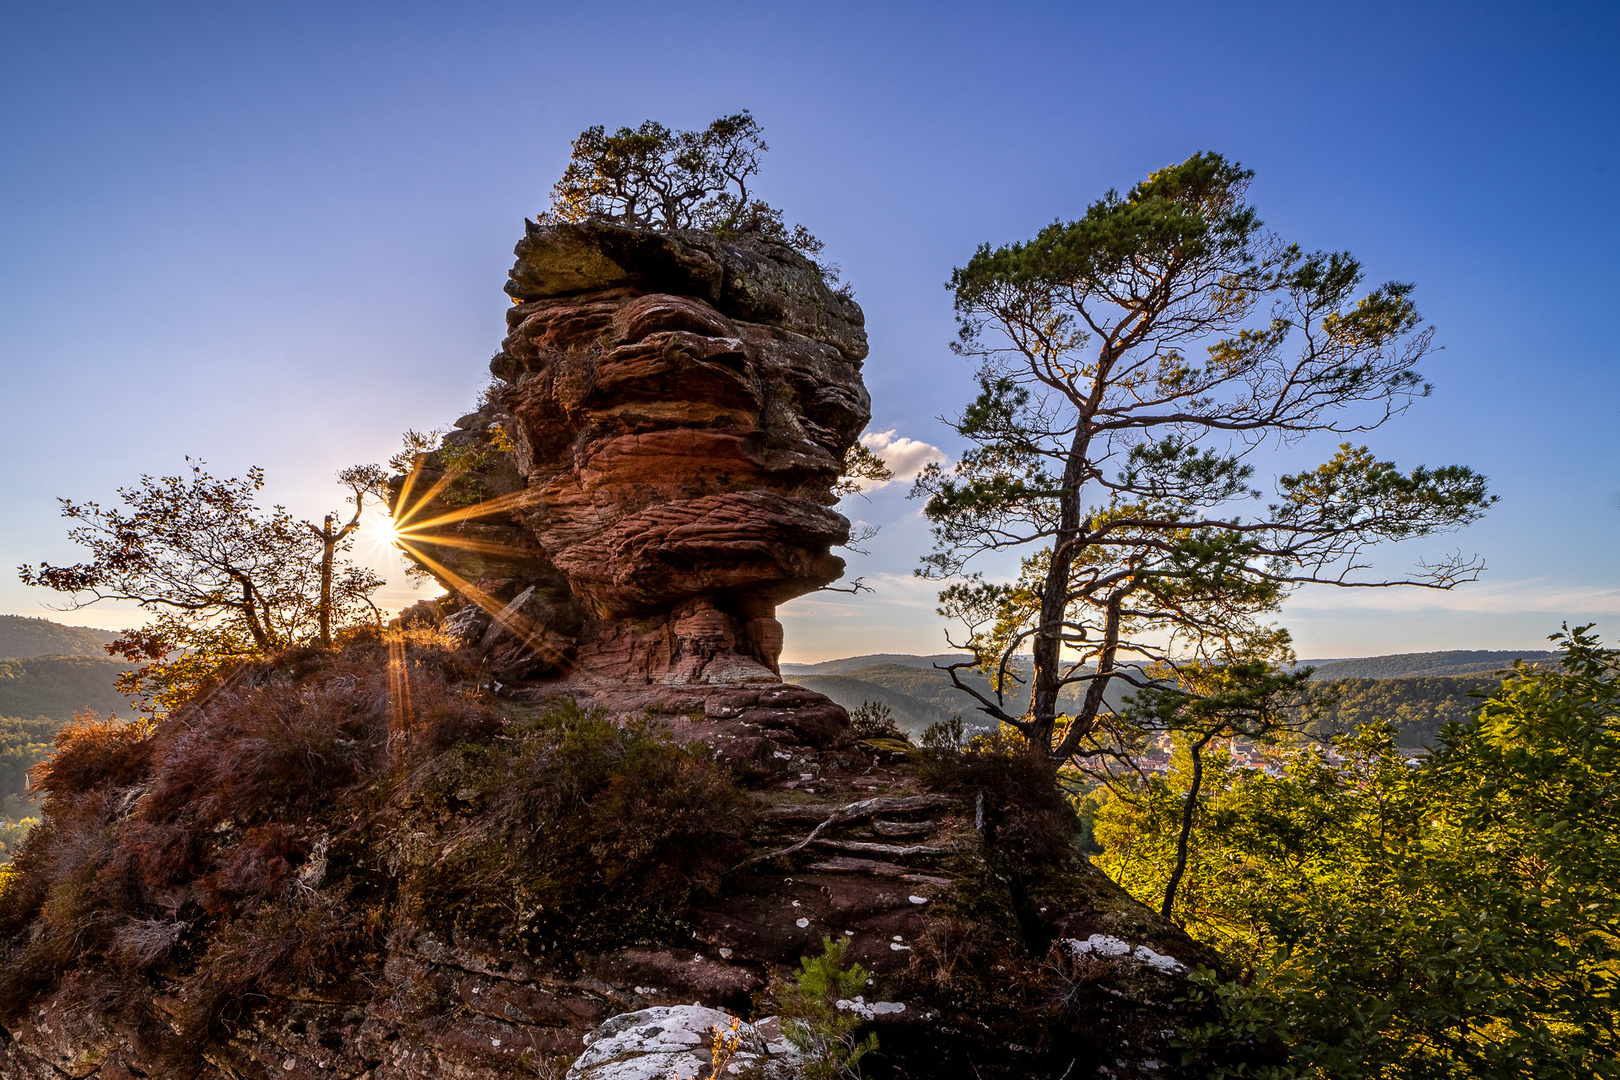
916,151,1494,765
1097,626,1620,1078
545,111,828,262
19,460,387,713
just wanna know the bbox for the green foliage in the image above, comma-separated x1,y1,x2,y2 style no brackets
389,424,519,515
833,442,895,499
1097,626,1620,1078
1105,656,1314,917
777,936,879,1080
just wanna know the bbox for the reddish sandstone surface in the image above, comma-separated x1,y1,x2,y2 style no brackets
392,220,869,687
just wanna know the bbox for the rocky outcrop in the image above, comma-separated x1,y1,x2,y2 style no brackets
563,1005,793,1080
393,220,870,686
0,221,1226,1080
0,637,1218,1080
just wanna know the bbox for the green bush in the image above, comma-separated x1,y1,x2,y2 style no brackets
1099,626,1620,1078
777,936,878,1080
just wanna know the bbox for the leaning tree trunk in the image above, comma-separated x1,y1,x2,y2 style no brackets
1161,731,1215,920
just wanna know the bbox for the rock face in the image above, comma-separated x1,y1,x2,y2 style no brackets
393,220,870,686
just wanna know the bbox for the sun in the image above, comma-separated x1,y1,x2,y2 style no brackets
354,504,403,560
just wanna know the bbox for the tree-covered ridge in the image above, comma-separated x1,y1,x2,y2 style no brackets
798,662,1133,729
0,656,131,722
0,657,131,834
0,616,114,660
783,651,1515,746
1307,648,1556,680
1302,674,1496,748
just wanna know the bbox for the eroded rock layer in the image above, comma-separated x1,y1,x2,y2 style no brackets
393,221,870,686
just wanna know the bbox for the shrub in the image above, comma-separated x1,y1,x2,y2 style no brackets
849,700,904,742
917,725,1077,865
405,704,753,950
29,711,153,803
0,632,488,1026
776,936,879,1080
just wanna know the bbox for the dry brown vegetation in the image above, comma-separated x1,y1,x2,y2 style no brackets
0,630,751,1055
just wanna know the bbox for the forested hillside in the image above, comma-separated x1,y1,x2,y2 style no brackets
0,655,133,837
786,650,1518,748
797,660,1133,731
780,653,962,676
0,716,55,822
0,655,132,721
0,615,114,659
1303,675,1497,747
1306,649,1556,680
789,673,947,734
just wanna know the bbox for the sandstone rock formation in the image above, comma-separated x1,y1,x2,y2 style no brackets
0,221,1231,1080
392,220,870,687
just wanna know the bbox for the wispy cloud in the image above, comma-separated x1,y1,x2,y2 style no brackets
1285,577,1620,616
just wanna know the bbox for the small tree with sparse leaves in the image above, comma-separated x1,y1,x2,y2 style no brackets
545,111,837,277
20,460,388,714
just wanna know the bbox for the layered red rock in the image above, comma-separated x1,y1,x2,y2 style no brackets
393,221,869,686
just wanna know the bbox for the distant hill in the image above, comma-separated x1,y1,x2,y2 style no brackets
1301,675,1501,748
791,659,1133,731
1307,649,1557,680
780,653,964,676
0,655,133,723
783,648,1557,748
0,654,134,830
791,674,948,736
0,615,116,660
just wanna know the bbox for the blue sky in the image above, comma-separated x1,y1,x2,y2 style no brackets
1,1,1616,662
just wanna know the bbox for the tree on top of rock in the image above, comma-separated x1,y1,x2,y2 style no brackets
545,111,827,262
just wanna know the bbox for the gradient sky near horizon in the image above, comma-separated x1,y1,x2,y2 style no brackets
2,1,1616,663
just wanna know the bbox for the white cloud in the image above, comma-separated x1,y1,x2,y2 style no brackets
857,430,948,490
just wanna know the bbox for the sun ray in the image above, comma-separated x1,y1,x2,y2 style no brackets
391,467,464,529
396,540,543,645
386,629,412,755
394,487,544,536
391,532,531,557
392,460,426,525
